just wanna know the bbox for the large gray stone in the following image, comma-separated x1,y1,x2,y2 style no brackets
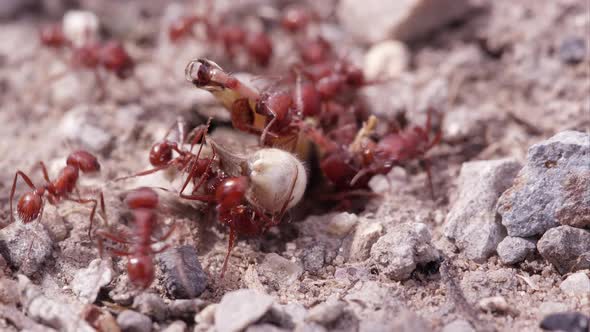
537,226,590,274
157,245,208,299
444,159,520,262
338,0,474,43
0,222,53,277
370,223,440,281
498,131,590,237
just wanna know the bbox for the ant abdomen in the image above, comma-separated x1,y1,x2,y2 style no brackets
127,254,155,290
17,192,43,223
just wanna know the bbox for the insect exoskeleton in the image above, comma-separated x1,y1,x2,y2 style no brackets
245,148,307,213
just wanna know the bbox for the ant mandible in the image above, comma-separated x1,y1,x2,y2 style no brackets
96,187,175,289
9,150,107,238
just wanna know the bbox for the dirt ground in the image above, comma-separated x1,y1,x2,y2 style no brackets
0,0,589,331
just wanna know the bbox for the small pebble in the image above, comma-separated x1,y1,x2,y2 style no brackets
559,37,587,65
349,219,383,262
117,310,152,332
303,245,326,274
363,40,409,80
168,299,207,319
305,299,346,325
161,321,187,332
497,236,536,265
0,278,19,304
214,289,274,332
132,293,168,322
559,272,590,296
540,312,590,332
72,258,113,304
326,212,358,237
257,253,303,288
158,245,208,299
478,296,511,314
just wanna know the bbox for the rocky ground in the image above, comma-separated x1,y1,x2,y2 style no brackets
0,0,589,331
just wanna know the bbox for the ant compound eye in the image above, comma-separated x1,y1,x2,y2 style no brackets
246,148,307,213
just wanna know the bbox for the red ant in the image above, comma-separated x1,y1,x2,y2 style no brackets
9,150,106,238
96,187,175,289
168,2,273,67
38,23,135,98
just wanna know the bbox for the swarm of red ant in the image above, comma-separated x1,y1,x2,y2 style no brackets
5,2,443,291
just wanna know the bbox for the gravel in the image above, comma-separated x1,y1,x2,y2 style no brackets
498,131,590,237
0,222,54,277
370,223,440,281
496,236,536,265
71,258,113,304
302,245,326,274
157,245,208,299
441,319,475,332
559,272,590,296
257,253,303,289
537,225,590,274
348,218,384,262
444,158,520,262
214,289,274,332
305,299,347,325
132,293,168,322
117,310,152,332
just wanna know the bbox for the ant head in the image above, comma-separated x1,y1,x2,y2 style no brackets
300,37,331,64
17,192,43,223
100,41,134,80
39,24,67,48
149,141,174,167
215,177,249,209
185,59,223,90
67,150,101,173
127,254,155,289
125,187,159,210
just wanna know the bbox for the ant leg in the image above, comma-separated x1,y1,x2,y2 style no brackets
9,171,38,223
37,161,51,183
422,158,435,200
114,160,177,181
259,116,277,146
152,221,176,244
220,224,237,279
179,127,214,198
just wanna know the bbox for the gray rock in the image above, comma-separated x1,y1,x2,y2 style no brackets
559,37,587,65
18,275,94,332
214,289,274,332
326,212,358,237
158,245,208,299
370,223,440,281
338,0,474,43
441,319,475,332
132,293,168,321
559,272,590,296
162,321,187,332
498,131,590,237
540,312,590,332
0,278,19,304
246,324,289,332
117,310,152,332
444,159,520,262
537,226,590,274
168,299,207,319
0,222,53,276
305,300,346,325
72,258,113,304
302,245,325,274
349,218,383,262
257,253,303,289
496,236,536,265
